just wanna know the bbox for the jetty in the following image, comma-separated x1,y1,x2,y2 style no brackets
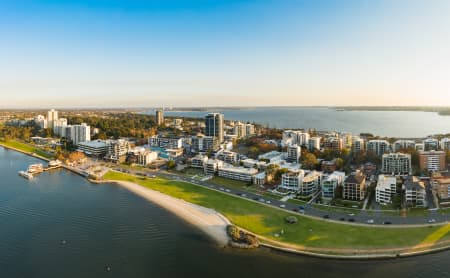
18,160,63,179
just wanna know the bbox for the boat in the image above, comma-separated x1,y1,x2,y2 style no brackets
18,171,33,179
27,163,44,174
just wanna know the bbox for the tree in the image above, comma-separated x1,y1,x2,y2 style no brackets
167,160,176,169
302,153,318,170
335,158,344,170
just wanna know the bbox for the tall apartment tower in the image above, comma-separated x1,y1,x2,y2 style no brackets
156,109,164,126
47,109,59,129
205,113,224,143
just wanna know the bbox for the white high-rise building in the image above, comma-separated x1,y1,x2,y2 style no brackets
47,109,59,129
367,140,390,156
53,118,68,137
393,140,415,152
441,138,450,151
282,130,310,147
68,123,91,145
308,137,321,152
287,144,301,163
351,136,365,153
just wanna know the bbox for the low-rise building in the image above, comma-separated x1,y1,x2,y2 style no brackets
191,154,208,169
343,171,366,201
435,178,450,200
321,160,337,173
77,140,109,157
204,159,223,175
404,176,427,207
375,175,397,205
149,136,183,149
218,164,258,182
280,170,305,191
258,151,285,163
217,150,239,164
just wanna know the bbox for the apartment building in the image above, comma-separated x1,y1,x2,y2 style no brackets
217,164,258,182
321,171,345,199
300,171,321,197
375,175,397,205
419,151,446,172
343,171,366,201
404,176,427,208
381,153,412,175
366,140,390,156
287,144,301,163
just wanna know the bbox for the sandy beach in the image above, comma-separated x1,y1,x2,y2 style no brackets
103,180,231,246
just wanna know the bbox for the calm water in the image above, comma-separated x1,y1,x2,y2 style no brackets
1,147,450,278
153,107,450,138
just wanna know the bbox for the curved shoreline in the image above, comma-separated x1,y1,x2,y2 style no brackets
94,179,231,247
2,145,450,260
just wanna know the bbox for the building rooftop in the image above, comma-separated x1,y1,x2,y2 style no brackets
376,175,397,190
404,176,425,191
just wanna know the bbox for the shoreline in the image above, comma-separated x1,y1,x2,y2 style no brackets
94,179,231,247
3,144,450,260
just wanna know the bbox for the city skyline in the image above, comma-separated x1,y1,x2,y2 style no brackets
1,0,450,108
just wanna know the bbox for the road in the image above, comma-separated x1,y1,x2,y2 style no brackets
112,166,450,226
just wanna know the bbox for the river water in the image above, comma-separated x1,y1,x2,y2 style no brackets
0,147,449,278
151,107,450,138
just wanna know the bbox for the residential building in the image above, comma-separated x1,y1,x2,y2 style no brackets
191,135,219,152
106,139,131,163
321,160,337,173
68,123,91,145
191,154,208,169
324,137,343,152
245,123,255,137
343,171,366,201
375,175,397,205
258,151,285,163
205,113,224,143
282,130,310,147
351,137,365,153
217,150,239,164
53,118,68,137
321,171,345,199
253,172,266,186
419,151,446,172
233,122,247,138
156,110,164,126
47,109,58,129
381,153,412,175
287,144,301,163
435,178,450,200
415,143,425,151
280,170,305,191
366,140,390,156
423,138,439,151
404,176,427,207
308,137,321,152
204,159,223,175
149,136,183,149
300,171,321,197
393,140,415,152
441,138,450,151
217,164,258,182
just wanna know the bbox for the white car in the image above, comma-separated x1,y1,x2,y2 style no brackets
225,189,231,193
266,200,271,204
367,219,374,224
279,204,286,208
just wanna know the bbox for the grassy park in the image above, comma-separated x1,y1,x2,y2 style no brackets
103,171,450,253
0,139,54,159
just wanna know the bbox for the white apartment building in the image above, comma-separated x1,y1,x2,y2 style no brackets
280,170,305,191
441,138,450,151
217,164,258,182
321,171,345,199
149,136,183,149
375,175,397,205
47,109,58,129
217,150,239,164
351,137,365,153
404,177,427,208
191,154,208,169
393,140,415,152
423,138,439,151
258,151,285,163
204,159,223,175
367,140,390,156
68,123,91,145
381,153,412,176
300,171,321,197
106,139,131,162
308,137,321,152
137,150,158,166
287,144,301,163
282,130,310,147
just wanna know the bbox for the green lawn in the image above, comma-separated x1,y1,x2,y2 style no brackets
0,140,54,159
103,171,450,251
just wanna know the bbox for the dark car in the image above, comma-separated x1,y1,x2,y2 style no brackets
298,206,305,210
339,217,345,221
383,221,392,225
348,218,355,222
323,215,330,219
292,208,299,212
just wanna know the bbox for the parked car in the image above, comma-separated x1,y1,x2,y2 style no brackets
323,214,330,219
279,204,286,208
428,219,436,223
367,219,374,224
383,221,392,225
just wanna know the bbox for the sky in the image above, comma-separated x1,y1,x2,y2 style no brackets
1,0,450,108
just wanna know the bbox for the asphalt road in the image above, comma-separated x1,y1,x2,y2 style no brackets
115,167,450,226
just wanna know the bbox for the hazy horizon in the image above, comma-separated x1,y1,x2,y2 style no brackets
1,0,450,108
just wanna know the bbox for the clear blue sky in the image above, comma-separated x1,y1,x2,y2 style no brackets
1,0,449,108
